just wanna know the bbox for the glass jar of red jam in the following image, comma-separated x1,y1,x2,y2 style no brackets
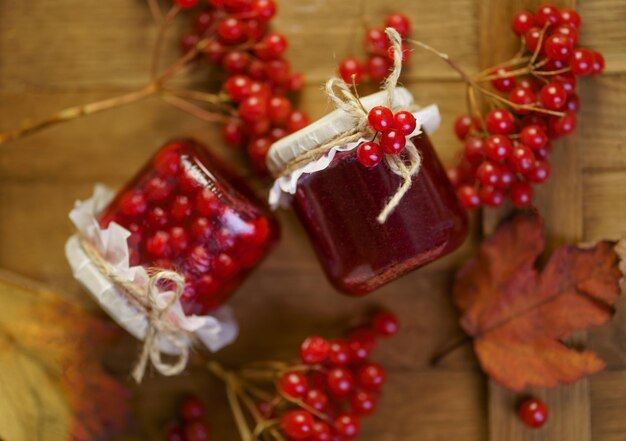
98,139,278,314
267,88,467,295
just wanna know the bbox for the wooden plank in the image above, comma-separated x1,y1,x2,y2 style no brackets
591,371,626,441
0,0,480,91
578,0,626,74
582,171,626,240
0,80,469,180
579,75,626,171
479,1,592,440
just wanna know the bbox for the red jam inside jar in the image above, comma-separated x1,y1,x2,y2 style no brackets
289,132,467,295
98,139,279,315
268,89,468,295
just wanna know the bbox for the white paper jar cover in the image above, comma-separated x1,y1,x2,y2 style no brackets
65,185,238,355
267,87,442,208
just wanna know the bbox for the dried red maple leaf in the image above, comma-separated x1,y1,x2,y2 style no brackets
454,214,624,391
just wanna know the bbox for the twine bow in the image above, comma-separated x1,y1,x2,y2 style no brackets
78,237,191,383
131,270,189,383
278,28,422,223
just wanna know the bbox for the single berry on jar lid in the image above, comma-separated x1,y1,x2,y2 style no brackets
356,141,383,168
379,129,406,154
367,106,394,132
393,111,417,135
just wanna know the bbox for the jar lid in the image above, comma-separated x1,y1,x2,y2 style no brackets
267,87,415,177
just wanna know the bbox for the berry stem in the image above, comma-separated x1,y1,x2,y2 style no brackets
530,23,551,65
225,381,254,441
164,88,236,114
146,0,163,23
430,334,472,366
477,84,566,117
0,34,220,146
277,388,331,423
161,94,230,123
0,84,158,144
473,54,531,80
151,5,181,79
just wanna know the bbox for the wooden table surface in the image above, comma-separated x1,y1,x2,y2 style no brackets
1,0,625,440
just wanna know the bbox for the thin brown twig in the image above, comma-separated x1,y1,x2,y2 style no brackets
0,34,219,146
226,382,254,441
430,335,472,366
162,94,230,123
477,85,565,117
147,0,163,23
474,55,531,80
533,66,572,76
0,85,157,144
530,23,550,65
151,5,181,79
165,88,237,115
277,389,331,423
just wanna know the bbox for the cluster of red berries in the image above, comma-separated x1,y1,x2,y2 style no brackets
356,106,417,167
518,397,549,429
271,310,399,440
447,4,604,210
177,0,310,174
166,395,211,441
338,13,412,85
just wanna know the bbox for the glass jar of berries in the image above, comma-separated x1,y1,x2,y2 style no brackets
95,139,279,315
267,88,467,296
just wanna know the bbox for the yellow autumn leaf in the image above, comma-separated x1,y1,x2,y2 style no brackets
0,271,130,441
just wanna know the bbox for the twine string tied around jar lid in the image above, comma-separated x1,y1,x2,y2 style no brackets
277,27,422,224
79,236,190,383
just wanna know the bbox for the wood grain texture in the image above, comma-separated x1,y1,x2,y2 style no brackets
0,0,625,440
